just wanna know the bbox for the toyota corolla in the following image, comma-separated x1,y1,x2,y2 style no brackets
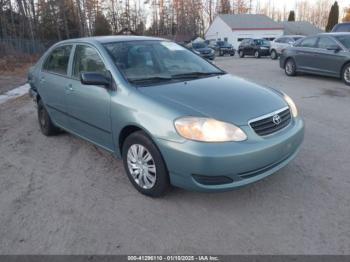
28,36,304,197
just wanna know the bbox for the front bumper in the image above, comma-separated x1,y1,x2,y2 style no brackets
259,48,270,56
156,117,304,192
201,53,215,60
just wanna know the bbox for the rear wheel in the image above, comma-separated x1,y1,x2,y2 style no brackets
122,131,170,197
341,63,350,86
270,50,278,60
285,58,297,76
239,50,244,58
37,99,60,136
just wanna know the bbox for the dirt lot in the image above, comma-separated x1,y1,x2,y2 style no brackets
0,64,31,95
0,56,349,254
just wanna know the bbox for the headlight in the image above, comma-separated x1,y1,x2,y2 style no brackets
284,94,298,117
174,117,247,142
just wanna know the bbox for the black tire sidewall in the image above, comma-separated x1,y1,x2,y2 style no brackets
285,59,297,76
122,131,170,197
342,64,350,86
37,100,57,136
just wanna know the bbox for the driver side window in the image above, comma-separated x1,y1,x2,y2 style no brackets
73,45,107,79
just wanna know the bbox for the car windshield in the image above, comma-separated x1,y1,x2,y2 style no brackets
104,40,223,85
192,42,207,49
254,39,270,46
293,37,304,41
217,41,225,46
334,35,350,48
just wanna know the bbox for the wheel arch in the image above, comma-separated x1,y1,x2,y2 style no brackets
340,61,350,78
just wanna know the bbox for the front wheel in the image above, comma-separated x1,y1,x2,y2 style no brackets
254,50,260,58
270,50,278,60
239,50,244,58
122,131,170,197
342,63,350,86
285,58,297,76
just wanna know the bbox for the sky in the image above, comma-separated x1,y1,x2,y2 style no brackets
257,0,348,11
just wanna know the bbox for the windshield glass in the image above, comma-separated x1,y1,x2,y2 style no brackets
334,35,350,48
192,42,207,49
254,39,270,46
104,40,223,85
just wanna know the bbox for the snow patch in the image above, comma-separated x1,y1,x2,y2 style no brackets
0,83,30,105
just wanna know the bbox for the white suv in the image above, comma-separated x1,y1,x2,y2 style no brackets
270,35,305,60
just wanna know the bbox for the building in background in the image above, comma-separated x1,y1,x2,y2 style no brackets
205,14,284,49
281,21,323,36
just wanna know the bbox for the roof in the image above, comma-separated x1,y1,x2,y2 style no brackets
281,21,323,36
58,35,165,45
218,14,283,30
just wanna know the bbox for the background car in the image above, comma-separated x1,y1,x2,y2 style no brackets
280,33,350,85
190,42,215,60
238,38,271,58
331,22,350,32
270,35,305,60
211,41,235,56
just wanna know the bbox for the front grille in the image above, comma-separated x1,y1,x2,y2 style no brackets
250,107,291,136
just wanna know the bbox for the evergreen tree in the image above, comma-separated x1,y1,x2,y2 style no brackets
287,11,295,21
94,12,111,36
326,1,339,32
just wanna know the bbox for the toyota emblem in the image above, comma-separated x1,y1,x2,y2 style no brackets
272,114,281,125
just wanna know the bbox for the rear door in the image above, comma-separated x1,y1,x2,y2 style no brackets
65,44,114,151
313,36,345,76
39,45,73,127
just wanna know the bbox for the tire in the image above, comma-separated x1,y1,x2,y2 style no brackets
239,50,244,58
341,63,350,86
230,52,235,56
285,58,297,76
219,50,223,56
122,131,170,197
270,50,278,60
37,99,60,136
254,50,261,58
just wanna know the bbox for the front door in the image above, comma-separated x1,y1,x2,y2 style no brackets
294,36,318,72
313,36,345,76
65,44,114,151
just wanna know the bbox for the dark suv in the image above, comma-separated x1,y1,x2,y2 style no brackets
238,38,271,58
213,41,235,56
332,23,350,32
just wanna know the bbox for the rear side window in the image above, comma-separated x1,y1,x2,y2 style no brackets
72,45,107,79
299,37,318,48
43,45,72,75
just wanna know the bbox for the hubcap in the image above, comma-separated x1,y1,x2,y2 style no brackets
286,61,294,74
271,51,276,59
127,144,156,189
344,67,350,83
255,51,259,57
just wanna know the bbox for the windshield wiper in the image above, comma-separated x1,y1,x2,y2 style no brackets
128,76,172,84
171,71,225,79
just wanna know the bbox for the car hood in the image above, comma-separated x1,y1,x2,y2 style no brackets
138,74,287,126
195,47,212,53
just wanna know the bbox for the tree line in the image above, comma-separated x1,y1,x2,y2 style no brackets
0,0,349,45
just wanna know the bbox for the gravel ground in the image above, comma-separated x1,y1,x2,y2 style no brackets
0,56,349,255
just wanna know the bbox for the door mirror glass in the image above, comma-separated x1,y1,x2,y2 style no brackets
80,72,111,87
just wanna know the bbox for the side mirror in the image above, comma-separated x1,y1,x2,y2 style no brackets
80,72,111,88
327,45,341,52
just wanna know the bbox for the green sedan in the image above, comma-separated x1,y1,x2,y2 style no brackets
28,36,304,197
